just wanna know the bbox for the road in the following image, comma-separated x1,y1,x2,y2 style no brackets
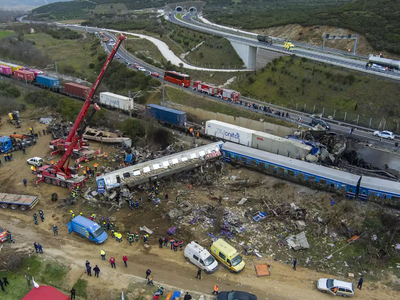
16,18,399,148
171,12,400,81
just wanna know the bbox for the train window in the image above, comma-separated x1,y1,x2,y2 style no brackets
241,156,247,163
298,173,305,180
330,183,335,188
320,179,326,185
392,196,400,202
259,162,266,169
362,190,367,195
382,194,387,199
277,167,285,175
268,164,275,172
250,159,257,166
370,191,375,197
288,170,295,176
309,176,315,182
341,186,346,192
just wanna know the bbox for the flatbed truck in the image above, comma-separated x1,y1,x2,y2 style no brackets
0,193,39,210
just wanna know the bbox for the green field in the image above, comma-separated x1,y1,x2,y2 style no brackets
230,56,400,130
0,30,14,39
93,3,128,14
124,37,164,65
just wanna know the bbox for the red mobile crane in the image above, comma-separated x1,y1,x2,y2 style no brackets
36,34,126,188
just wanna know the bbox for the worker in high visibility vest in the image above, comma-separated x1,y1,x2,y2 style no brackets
104,153,108,159
212,284,219,295
94,163,98,172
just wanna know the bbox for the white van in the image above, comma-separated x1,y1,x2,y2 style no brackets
184,241,218,273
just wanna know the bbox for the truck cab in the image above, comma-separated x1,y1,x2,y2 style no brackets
0,136,13,153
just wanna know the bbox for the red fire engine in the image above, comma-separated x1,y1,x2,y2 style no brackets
192,81,220,96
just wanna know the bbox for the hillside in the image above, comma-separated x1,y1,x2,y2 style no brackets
0,0,70,10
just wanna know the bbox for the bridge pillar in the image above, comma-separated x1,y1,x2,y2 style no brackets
229,39,257,69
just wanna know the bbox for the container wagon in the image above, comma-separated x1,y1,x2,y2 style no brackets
13,70,35,82
64,82,91,99
0,193,39,211
205,120,255,146
99,92,133,111
0,65,12,77
36,75,60,91
146,104,187,127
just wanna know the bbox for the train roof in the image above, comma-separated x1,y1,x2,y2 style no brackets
206,120,257,134
37,75,59,81
165,70,190,77
360,176,400,196
222,142,360,185
253,131,312,151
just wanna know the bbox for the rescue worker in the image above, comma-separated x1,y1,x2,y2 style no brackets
163,237,168,247
103,222,106,230
158,237,163,248
135,232,139,243
38,210,44,222
83,169,87,177
129,232,134,245
92,214,96,222
118,233,122,243
173,240,179,252
106,222,110,231
7,230,14,243
144,234,149,243
170,238,175,250
165,193,169,202
33,213,38,225
94,163,98,172
155,185,159,195
71,213,75,220
111,226,115,236
101,249,106,260
158,285,165,295
146,269,151,279
130,198,134,210
179,240,183,251
79,212,82,216
147,275,154,285
53,225,58,236
135,199,140,209
148,192,154,201
104,153,108,160
126,231,130,241
176,194,180,204
212,284,219,295
114,232,119,242
70,210,74,217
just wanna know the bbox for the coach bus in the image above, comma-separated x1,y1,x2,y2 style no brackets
164,71,191,87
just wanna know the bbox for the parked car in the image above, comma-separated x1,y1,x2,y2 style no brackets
184,241,218,273
310,118,330,130
27,157,44,167
373,130,395,140
150,71,160,77
138,67,146,72
317,278,355,297
0,227,8,243
216,291,257,300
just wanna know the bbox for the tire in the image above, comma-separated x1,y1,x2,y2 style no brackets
60,181,67,188
67,183,74,189
10,205,18,210
342,295,348,298
52,179,58,186
45,177,52,184
0,204,8,209
20,206,27,211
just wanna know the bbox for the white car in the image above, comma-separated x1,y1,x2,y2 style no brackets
27,157,44,167
138,67,146,72
317,278,354,297
373,130,395,140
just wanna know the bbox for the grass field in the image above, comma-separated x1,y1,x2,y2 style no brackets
124,37,165,65
0,30,14,39
231,56,400,130
24,32,102,82
93,3,128,14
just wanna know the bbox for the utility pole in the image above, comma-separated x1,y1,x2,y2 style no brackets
162,81,165,103
128,90,132,117
55,61,58,74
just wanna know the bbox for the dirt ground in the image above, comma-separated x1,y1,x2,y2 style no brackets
1,115,400,299
254,24,400,59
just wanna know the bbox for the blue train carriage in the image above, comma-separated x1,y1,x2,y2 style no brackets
221,142,360,198
36,75,60,91
146,104,187,127
359,176,400,206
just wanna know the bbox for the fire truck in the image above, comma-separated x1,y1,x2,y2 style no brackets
192,81,220,96
218,88,241,102
36,34,126,189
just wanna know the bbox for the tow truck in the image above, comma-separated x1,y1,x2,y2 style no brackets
36,34,126,189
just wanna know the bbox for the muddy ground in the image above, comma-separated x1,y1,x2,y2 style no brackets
1,114,400,299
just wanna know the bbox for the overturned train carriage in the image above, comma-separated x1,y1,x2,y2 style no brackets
96,142,223,192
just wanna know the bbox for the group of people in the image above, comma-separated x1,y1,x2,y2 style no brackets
33,241,44,254
2,152,13,163
0,276,10,292
33,209,45,225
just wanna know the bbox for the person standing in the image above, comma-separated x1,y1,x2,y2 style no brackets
123,255,128,267
39,210,44,222
196,268,202,279
129,233,134,246
163,237,168,247
158,237,163,248
100,249,106,260
25,274,31,286
179,240,183,251
357,276,363,290
293,258,297,270
146,269,151,279
33,213,38,225
93,265,100,278
34,242,38,253
87,265,92,276
110,256,116,268
85,260,90,270
53,225,58,236
184,292,192,300
212,284,219,295
169,238,175,250
37,243,43,254
70,288,76,299
23,178,27,187
173,240,178,252
2,276,9,287
165,193,169,202
0,278,4,292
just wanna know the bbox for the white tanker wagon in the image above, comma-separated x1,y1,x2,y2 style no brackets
367,55,400,70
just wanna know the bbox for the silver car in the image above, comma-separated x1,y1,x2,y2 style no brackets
317,278,355,297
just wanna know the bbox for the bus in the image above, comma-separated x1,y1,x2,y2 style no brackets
164,71,191,87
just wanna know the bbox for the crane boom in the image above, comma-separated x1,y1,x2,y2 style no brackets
56,33,126,174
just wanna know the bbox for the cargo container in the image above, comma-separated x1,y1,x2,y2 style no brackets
99,92,133,111
64,82,91,99
146,104,187,127
0,61,22,72
36,75,60,90
67,215,108,244
27,69,44,79
205,120,255,146
0,192,39,211
251,131,312,159
0,65,12,76
13,70,34,82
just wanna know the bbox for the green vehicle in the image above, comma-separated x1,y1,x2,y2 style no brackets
257,35,272,45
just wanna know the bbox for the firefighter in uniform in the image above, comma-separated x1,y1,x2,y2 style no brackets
103,222,107,230
135,232,139,243
130,198,134,210
179,240,183,251
129,232,134,245
33,213,38,225
176,194,180,204
53,225,58,236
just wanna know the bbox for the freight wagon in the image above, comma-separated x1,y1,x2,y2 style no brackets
36,75,60,91
99,92,133,111
205,120,255,146
146,104,187,127
13,70,34,82
0,60,22,72
64,82,91,99
27,69,44,79
0,65,12,77
0,193,39,210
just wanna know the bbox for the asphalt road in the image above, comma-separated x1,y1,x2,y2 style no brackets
172,13,400,80
15,19,399,148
